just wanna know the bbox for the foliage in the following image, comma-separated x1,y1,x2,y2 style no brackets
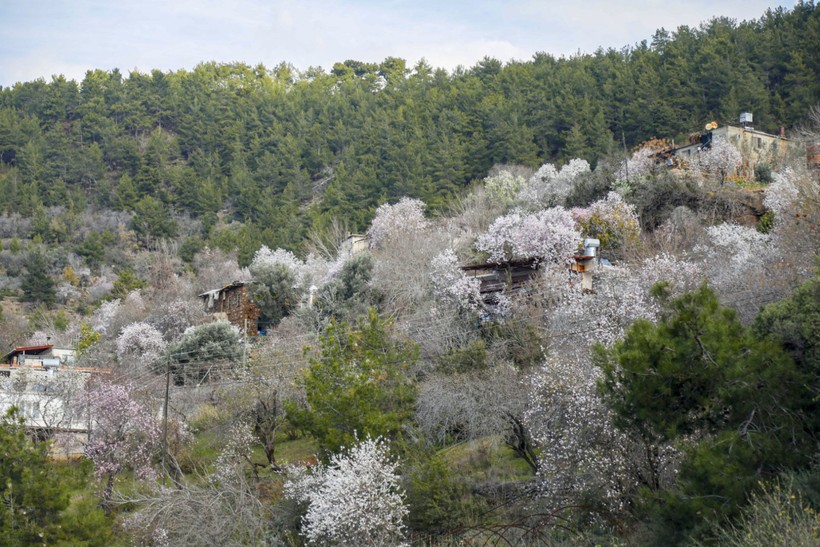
0,4,816,543
248,245,333,325
21,250,55,306
168,320,242,384
110,268,146,300
625,172,703,231
596,284,816,541
0,3,815,252
130,196,177,244
706,481,820,547
285,437,409,546
752,274,820,432
249,262,300,327
572,191,640,253
292,309,417,456
754,162,773,183
0,408,70,544
404,451,489,533
316,252,380,320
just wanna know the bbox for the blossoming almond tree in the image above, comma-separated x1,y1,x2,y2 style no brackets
475,207,580,264
367,197,430,249
517,158,591,207
85,382,161,507
285,437,408,546
116,321,167,371
691,136,742,185
429,249,482,312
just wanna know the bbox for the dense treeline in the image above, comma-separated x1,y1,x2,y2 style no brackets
0,3,816,261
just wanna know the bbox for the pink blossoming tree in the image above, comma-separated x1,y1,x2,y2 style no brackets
84,382,161,507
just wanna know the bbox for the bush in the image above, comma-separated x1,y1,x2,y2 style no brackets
169,320,243,385
754,162,774,184
625,174,702,231
707,481,820,547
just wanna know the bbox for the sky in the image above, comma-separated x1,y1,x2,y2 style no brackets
0,0,796,88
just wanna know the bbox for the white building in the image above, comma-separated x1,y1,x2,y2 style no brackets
0,345,108,457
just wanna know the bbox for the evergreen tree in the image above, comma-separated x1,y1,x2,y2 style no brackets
291,310,417,456
21,251,55,306
0,409,111,545
596,284,816,542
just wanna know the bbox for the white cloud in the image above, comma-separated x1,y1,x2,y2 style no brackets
0,0,794,87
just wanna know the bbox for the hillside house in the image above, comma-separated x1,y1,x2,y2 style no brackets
4,344,76,367
199,281,262,335
461,258,541,304
673,115,806,180
341,233,369,257
0,345,109,457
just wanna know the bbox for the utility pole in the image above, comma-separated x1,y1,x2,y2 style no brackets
243,319,248,364
622,131,630,185
161,353,171,487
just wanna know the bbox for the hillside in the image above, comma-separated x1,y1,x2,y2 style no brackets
0,2,818,546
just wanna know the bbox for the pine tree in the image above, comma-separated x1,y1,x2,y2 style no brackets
21,251,56,307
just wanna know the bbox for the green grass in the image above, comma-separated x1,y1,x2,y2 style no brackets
439,435,535,482
276,435,319,465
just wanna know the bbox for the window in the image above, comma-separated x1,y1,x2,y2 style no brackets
21,401,40,419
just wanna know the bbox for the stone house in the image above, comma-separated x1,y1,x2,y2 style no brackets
199,281,262,335
673,116,806,180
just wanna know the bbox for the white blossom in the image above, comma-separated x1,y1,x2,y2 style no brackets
28,330,50,346
429,249,482,312
526,353,630,510
250,246,303,278
90,298,121,334
546,255,701,349
518,159,590,206
116,322,167,368
251,245,334,291
695,223,771,272
285,437,408,546
212,421,256,484
475,207,580,264
484,170,526,206
690,136,742,184
148,298,205,339
367,197,430,249
614,146,656,185
763,168,802,218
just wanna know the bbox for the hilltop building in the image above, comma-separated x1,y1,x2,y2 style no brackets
672,113,806,180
